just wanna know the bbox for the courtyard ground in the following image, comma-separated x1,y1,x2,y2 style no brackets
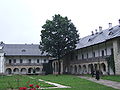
0,75,119,90
78,75,120,89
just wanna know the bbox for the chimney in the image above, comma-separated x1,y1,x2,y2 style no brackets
0,41,4,44
95,29,98,34
99,26,102,31
109,23,113,30
91,31,94,35
119,19,120,27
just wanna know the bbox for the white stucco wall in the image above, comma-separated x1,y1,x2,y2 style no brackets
5,56,49,64
77,41,113,60
0,53,5,73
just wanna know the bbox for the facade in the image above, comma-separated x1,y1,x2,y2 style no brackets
1,21,120,75
0,44,51,75
52,22,120,75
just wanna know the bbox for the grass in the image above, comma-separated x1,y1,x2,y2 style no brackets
0,75,54,90
80,74,120,82
0,74,118,90
101,75,120,82
33,75,117,90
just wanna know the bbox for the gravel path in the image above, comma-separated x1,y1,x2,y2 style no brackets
78,76,120,90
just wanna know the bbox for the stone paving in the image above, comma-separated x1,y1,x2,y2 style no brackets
29,76,71,89
38,79,71,89
78,76,120,90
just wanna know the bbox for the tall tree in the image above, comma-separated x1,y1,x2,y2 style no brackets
40,14,79,74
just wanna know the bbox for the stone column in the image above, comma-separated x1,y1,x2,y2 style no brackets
113,39,120,75
60,61,63,74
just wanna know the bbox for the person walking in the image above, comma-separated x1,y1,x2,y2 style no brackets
95,70,100,80
91,70,95,77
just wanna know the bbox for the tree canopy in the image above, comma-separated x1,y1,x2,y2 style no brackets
40,14,79,59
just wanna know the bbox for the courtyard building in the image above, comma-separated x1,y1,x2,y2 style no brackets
0,43,51,75
52,21,120,75
1,20,120,76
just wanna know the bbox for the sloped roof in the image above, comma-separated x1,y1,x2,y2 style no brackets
0,44,47,56
76,25,120,49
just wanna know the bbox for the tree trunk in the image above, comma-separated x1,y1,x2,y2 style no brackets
58,59,61,75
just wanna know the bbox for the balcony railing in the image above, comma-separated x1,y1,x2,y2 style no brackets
70,55,110,64
5,63,43,66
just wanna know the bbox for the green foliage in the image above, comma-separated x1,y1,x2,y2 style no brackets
106,55,115,74
40,14,79,59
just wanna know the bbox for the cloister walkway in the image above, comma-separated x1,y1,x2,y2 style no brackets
78,76,120,90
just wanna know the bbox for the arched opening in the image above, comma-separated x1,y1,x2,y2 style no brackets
5,68,12,74
13,68,19,74
21,68,27,74
56,62,59,72
64,66,68,73
28,68,34,74
101,63,106,75
94,64,98,71
74,65,77,74
35,67,41,74
83,65,87,74
88,64,94,74
53,62,55,72
101,63,106,71
78,65,82,74
70,66,73,74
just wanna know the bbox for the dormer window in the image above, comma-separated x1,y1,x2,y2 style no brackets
108,32,113,35
22,49,26,52
88,38,92,42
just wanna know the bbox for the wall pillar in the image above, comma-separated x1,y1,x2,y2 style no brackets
113,39,120,75
60,61,63,74
0,53,5,74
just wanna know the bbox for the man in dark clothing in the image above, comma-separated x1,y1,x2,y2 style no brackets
95,70,100,80
91,70,95,77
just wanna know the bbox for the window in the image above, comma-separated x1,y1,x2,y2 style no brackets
37,59,39,63
9,59,12,64
20,59,23,63
87,53,88,58
101,50,104,57
44,59,46,63
76,55,78,60
82,54,84,59
93,52,95,57
13,59,16,63
111,48,113,55
28,59,31,63
105,49,107,55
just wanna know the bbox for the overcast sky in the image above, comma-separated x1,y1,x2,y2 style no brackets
0,0,120,44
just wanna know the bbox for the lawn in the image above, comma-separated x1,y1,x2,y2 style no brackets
101,75,120,82
0,75,117,90
0,75,54,90
81,74,120,82
33,75,116,90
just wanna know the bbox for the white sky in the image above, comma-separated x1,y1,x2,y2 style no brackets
0,0,120,44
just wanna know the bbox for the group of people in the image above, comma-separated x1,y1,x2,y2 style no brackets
91,70,100,80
